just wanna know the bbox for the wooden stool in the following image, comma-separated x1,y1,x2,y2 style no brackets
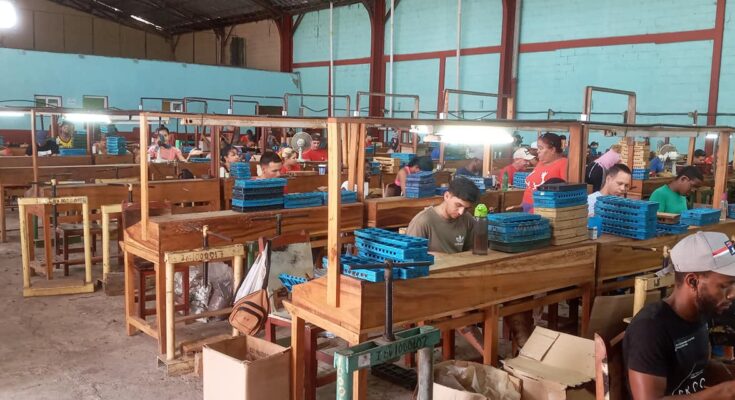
56,222,103,275
133,258,190,318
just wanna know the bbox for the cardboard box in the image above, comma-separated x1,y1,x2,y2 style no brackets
203,335,290,400
434,360,521,400
502,327,595,400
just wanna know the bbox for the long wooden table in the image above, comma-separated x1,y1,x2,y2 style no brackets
595,220,735,293
122,204,364,354
287,243,597,400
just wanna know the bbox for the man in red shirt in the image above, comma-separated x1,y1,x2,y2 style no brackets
301,135,328,162
498,147,535,187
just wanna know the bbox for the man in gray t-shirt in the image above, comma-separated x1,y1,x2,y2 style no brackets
407,177,480,254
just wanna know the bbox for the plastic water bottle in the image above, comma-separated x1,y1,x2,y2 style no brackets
473,204,489,255
502,171,509,191
721,199,728,221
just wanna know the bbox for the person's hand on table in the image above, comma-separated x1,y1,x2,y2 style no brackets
188,149,204,156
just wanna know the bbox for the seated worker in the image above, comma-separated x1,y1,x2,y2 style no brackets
587,164,632,216
221,145,241,174
147,126,202,161
406,177,480,254
521,132,567,212
649,151,665,175
585,146,621,192
624,231,735,398
279,147,302,175
301,135,327,162
258,151,283,179
455,158,482,177
396,155,434,194
25,130,59,156
693,149,713,175
649,166,703,214
498,148,535,188
56,121,74,149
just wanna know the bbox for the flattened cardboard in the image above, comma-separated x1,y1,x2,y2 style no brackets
502,327,595,400
433,360,521,400
587,291,660,341
203,335,290,400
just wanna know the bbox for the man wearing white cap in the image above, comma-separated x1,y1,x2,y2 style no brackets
497,147,535,188
624,232,735,398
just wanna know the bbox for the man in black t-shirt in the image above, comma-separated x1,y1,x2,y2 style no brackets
624,232,735,399
25,130,59,156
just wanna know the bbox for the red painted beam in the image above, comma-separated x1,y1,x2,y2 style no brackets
277,15,294,72
368,0,386,118
497,0,517,119
520,28,714,53
293,57,371,69
381,45,502,63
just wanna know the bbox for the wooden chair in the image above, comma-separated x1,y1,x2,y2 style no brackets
631,273,674,319
121,201,190,319
595,331,626,400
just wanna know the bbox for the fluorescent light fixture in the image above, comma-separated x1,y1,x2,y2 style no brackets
64,113,112,124
410,125,433,134
130,14,163,30
423,134,442,143
0,110,25,117
706,133,719,140
108,115,169,125
436,125,514,145
0,1,18,29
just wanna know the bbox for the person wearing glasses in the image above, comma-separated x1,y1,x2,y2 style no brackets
521,132,568,212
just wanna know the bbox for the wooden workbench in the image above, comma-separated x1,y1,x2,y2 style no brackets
288,242,597,399
364,189,524,228
122,203,364,354
594,220,735,293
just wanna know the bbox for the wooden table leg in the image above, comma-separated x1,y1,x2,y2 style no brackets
291,315,305,400
155,260,167,354
102,209,110,281
0,185,6,243
580,284,593,337
27,209,35,263
124,250,137,336
548,303,559,330
351,342,367,400
43,208,53,279
483,305,499,366
442,329,455,360
568,298,580,331
304,325,318,400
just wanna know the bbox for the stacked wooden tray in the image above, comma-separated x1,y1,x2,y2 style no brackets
533,205,588,245
619,140,650,169
373,157,402,173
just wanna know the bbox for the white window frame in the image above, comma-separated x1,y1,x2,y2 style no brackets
82,95,109,109
34,95,62,108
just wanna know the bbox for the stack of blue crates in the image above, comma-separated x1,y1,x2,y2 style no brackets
512,172,530,189
369,161,381,175
435,187,449,196
487,212,551,252
405,171,436,198
463,176,487,192
656,222,690,236
320,189,357,205
323,228,433,282
231,178,286,212
284,192,323,209
182,146,195,154
728,204,735,219
187,157,210,163
278,273,308,292
595,196,659,239
106,136,127,155
631,168,650,180
680,208,721,226
229,162,251,180
59,148,87,156
391,153,415,167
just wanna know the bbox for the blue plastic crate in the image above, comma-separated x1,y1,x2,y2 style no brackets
278,273,308,292
656,223,690,236
594,203,657,218
680,208,721,226
354,228,429,248
284,192,323,209
187,157,210,163
357,250,435,265
532,196,587,208
234,178,287,189
488,229,551,243
601,221,657,240
596,196,659,213
232,204,283,213
355,237,429,261
488,219,550,234
632,168,650,180
59,148,87,156
320,190,358,205
487,212,542,225
461,176,486,191
405,190,436,199
598,213,657,229
729,204,735,219
322,255,430,282
231,197,284,208
391,153,415,163
512,172,530,189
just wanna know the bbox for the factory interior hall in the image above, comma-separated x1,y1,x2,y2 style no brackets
5,0,735,399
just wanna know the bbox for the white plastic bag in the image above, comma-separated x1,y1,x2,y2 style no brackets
234,242,269,302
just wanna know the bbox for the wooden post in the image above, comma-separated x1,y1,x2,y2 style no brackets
439,143,446,167
291,315,306,400
232,255,244,336
712,130,731,208
211,126,221,177
166,260,175,361
30,110,39,193
356,124,367,200
632,276,647,317
140,114,149,240
101,206,111,279
19,203,30,290
327,119,342,307
566,123,586,183
482,144,492,177
687,137,697,165
0,186,6,242
86,124,93,155
483,305,500,366
82,201,92,284
347,124,358,191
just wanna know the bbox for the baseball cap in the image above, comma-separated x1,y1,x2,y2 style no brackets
513,148,536,161
671,231,735,276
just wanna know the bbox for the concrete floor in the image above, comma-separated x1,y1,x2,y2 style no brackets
0,212,502,400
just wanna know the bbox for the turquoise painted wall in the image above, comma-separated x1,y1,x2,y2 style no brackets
0,47,300,129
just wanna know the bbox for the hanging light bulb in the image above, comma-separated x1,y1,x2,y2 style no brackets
0,1,18,29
